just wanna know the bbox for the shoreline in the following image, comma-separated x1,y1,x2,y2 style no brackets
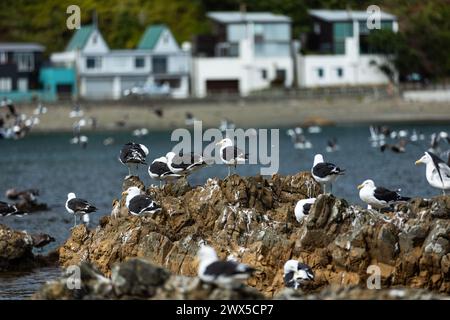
5,96,450,132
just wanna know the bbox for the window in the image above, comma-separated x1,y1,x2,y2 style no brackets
152,56,167,74
18,78,28,91
92,34,98,44
86,57,101,69
336,67,343,78
261,69,267,79
0,78,12,91
333,22,353,54
14,53,34,71
317,68,324,78
0,52,7,64
314,23,321,34
163,34,169,44
276,69,286,82
135,57,145,68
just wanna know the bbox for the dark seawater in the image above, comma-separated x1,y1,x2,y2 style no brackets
0,123,449,299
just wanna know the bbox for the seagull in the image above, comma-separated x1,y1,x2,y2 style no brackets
6,188,39,203
65,193,97,227
148,156,183,187
415,152,450,195
31,233,55,251
0,201,23,216
122,186,161,215
215,138,248,177
33,103,48,115
380,139,407,153
69,104,84,118
283,260,315,290
166,151,207,177
294,198,316,222
357,179,410,210
326,138,339,153
153,108,163,118
119,142,149,177
219,119,236,132
311,154,345,194
197,245,255,288
307,125,321,134
185,112,198,126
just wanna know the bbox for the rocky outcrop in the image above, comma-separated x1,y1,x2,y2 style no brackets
58,173,450,297
33,258,263,300
33,258,448,300
0,224,58,271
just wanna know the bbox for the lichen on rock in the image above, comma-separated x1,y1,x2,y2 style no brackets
57,173,450,297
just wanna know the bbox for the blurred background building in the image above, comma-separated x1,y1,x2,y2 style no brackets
191,11,294,97
298,9,398,87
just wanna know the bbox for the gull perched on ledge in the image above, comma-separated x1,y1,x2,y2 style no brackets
358,179,410,211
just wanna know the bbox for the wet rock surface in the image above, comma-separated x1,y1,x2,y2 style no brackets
57,173,450,297
0,224,58,271
33,258,448,300
33,258,264,300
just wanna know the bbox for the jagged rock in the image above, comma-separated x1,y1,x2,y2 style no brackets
58,173,450,297
275,285,449,300
33,258,264,300
33,258,448,300
0,224,57,271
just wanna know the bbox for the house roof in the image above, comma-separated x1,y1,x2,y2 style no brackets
66,25,95,51
0,42,44,51
138,25,166,50
207,12,291,24
309,9,396,22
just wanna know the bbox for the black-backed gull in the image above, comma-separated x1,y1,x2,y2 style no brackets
294,198,316,222
283,260,314,289
358,179,410,210
122,186,161,215
119,142,149,177
197,245,255,288
311,154,345,194
215,138,248,176
65,193,97,227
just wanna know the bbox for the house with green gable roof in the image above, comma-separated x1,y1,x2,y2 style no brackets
51,22,190,100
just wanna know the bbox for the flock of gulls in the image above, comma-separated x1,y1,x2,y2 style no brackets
2,102,450,289
58,134,448,289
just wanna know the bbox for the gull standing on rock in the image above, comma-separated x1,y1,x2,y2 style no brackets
358,179,410,211
283,260,315,290
166,151,207,177
119,142,149,177
216,138,248,177
197,245,255,288
311,154,345,194
148,156,183,187
122,186,161,215
65,193,97,227
415,151,450,195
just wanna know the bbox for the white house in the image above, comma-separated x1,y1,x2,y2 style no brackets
298,9,398,87
192,12,294,97
51,24,190,99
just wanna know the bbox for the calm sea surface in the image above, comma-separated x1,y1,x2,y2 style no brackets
1,123,449,299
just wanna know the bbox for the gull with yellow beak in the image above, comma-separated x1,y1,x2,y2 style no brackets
121,186,161,216
415,151,450,195
357,179,410,211
215,138,248,177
